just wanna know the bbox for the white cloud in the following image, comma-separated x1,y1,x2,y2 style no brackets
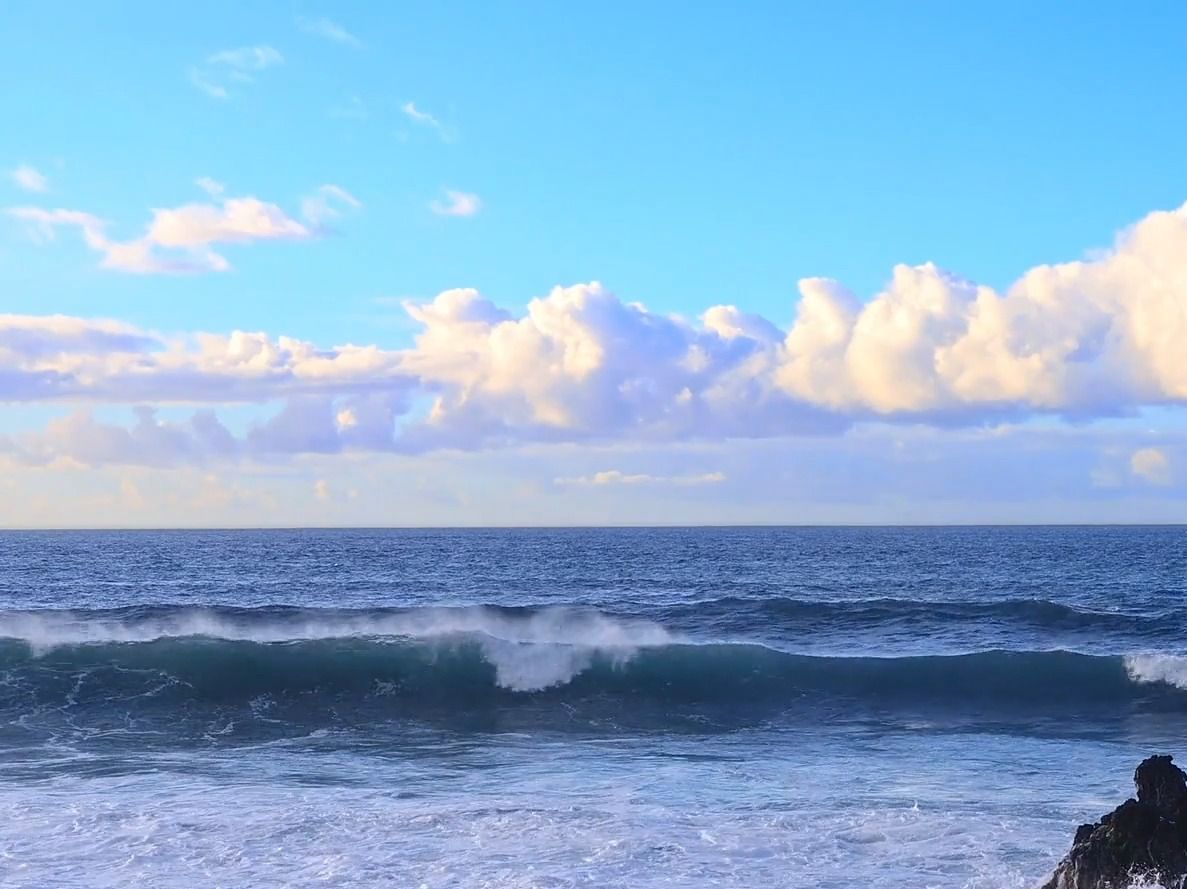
6,201,1187,465
297,16,361,47
208,46,283,68
189,75,227,99
0,312,410,405
401,101,439,127
301,184,362,226
429,189,481,218
390,201,1187,448
313,479,331,500
190,45,283,99
7,207,108,248
556,470,726,486
401,101,453,140
9,165,48,193
8,191,312,274
195,177,225,197
1131,447,1172,485
148,197,308,247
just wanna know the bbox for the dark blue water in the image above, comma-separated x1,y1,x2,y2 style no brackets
1,526,1184,887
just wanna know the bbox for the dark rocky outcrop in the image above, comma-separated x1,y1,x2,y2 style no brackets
1044,755,1187,888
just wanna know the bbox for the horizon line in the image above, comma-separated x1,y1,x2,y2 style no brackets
1,522,1185,532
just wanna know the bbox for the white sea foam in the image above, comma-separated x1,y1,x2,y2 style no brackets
0,755,1070,889
0,606,672,692
0,605,669,647
1124,877,1171,889
476,638,594,691
1124,653,1187,690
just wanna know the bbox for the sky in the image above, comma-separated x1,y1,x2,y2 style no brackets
3,1,1187,527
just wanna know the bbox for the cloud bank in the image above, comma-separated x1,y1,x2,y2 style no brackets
4,201,1187,466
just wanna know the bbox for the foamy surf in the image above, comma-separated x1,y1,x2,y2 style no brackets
1,526,1186,888
1124,653,1187,690
0,604,672,649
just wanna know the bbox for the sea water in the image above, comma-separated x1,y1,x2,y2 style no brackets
0,526,1185,887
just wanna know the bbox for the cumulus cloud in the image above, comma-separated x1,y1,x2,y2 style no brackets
190,45,283,99
430,189,481,217
396,283,842,450
6,201,1187,465
556,470,726,486
362,201,1187,448
9,165,48,193
297,16,360,47
8,191,312,274
1131,447,1172,485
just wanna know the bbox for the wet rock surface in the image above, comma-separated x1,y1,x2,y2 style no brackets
1044,755,1187,888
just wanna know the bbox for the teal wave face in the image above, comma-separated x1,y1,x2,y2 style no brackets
0,636,1179,707
1,601,1185,751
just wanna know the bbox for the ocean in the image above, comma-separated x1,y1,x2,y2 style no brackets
0,526,1184,887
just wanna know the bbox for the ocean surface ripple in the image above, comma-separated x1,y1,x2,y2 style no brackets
1,526,1185,888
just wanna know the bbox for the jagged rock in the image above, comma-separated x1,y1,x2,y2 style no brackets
1043,755,1187,888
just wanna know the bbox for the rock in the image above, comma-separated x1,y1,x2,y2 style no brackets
1137,755,1187,822
1043,755,1187,889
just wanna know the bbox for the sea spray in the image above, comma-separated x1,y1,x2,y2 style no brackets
1125,653,1187,690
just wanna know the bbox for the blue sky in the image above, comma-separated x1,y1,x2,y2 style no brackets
2,1,1187,526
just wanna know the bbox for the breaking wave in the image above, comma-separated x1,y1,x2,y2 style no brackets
0,605,1184,708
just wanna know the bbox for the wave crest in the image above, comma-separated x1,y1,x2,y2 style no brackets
0,605,671,692
1124,654,1187,690
2,606,1187,705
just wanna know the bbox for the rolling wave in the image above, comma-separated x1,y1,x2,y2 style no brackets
0,605,1184,722
0,611,1184,707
